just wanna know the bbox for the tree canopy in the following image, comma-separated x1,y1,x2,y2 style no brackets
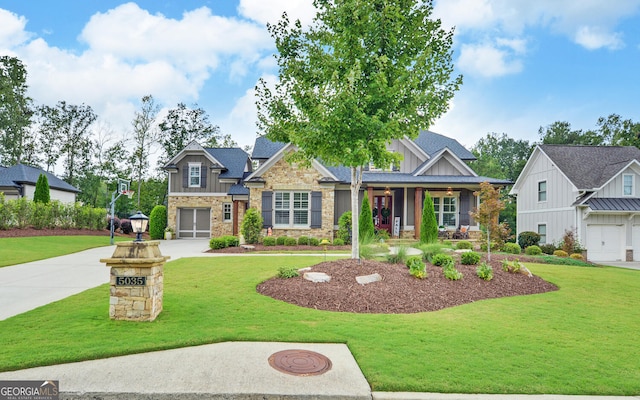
257,0,462,258
0,56,33,165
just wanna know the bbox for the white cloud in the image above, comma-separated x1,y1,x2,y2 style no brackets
237,0,316,27
0,9,31,49
433,0,495,32
457,42,523,78
574,26,623,50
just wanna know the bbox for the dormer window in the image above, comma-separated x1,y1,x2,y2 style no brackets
189,163,202,187
623,174,634,196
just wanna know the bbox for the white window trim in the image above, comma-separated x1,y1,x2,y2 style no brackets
223,203,232,222
623,174,634,197
537,223,547,244
431,193,459,228
273,191,310,228
537,180,547,203
188,162,201,188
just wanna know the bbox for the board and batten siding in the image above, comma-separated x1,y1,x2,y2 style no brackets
419,154,465,176
169,155,233,194
387,140,425,173
593,165,640,198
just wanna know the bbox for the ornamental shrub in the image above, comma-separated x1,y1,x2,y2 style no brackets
518,231,540,248
332,238,344,246
297,236,310,245
277,266,299,278
336,211,352,244
387,246,409,264
33,174,50,204
443,263,463,280
553,249,568,257
476,262,494,281
284,237,298,246
431,253,454,267
570,253,584,260
524,245,542,255
407,256,427,279
276,236,287,245
502,242,522,254
309,237,320,246
540,243,556,255
460,251,481,265
209,237,227,249
420,191,438,244
120,219,133,234
456,240,473,250
359,196,375,242
262,236,276,246
222,235,239,247
149,205,167,240
107,216,121,231
241,207,262,244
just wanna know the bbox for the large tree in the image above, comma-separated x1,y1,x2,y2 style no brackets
470,132,532,182
256,0,462,259
131,95,160,209
0,56,34,165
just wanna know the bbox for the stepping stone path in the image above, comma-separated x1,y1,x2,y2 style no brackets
355,273,382,285
303,272,331,283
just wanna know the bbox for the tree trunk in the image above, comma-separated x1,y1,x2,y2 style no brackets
350,166,362,260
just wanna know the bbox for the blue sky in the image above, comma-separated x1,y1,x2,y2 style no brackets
1,0,639,154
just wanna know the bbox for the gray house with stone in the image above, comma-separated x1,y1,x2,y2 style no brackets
0,164,79,203
245,130,511,240
510,144,640,262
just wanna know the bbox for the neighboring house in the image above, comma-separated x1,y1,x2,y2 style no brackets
247,130,513,240
164,141,252,239
510,144,640,262
0,164,79,203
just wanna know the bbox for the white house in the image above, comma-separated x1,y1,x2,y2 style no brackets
0,164,79,203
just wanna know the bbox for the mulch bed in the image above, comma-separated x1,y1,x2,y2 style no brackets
0,227,141,238
208,244,351,253
257,255,558,314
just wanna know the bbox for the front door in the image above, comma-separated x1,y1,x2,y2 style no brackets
373,196,392,234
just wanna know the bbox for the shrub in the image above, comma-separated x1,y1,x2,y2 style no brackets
553,249,568,257
518,231,540,248
284,237,298,246
276,236,287,245
479,241,500,252
0,194,12,229
443,263,463,280
420,191,438,244
560,228,578,254
241,207,263,244
418,243,446,263
277,266,299,278
332,238,344,246
222,235,239,247
524,245,542,255
460,251,481,265
359,196,375,242
33,174,50,204
431,253,454,267
297,236,310,245
540,243,556,255
501,258,523,273
107,216,121,231
309,237,320,246
120,219,133,234
502,242,522,254
336,211,352,244
570,253,584,260
455,240,473,250
149,205,167,240
407,256,427,279
387,246,409,264
476,262,494,281
262,236,276,246
375,228,390,241
209,237,227,249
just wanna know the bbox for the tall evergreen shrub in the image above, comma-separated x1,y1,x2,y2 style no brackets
241,207,263,244
33,174,50,204
149,205,167,239
336,211,352,244
358,196,375,241
420,191,438,244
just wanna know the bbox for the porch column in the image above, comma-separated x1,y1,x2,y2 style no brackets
367,187,374,208
415,187,423,240
232,200,240,236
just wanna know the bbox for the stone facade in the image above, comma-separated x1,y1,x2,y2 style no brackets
249,157,335,240
168,195,244,238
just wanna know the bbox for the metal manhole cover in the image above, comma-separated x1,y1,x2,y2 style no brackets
268,349,332,376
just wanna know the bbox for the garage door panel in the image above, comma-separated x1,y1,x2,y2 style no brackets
587,224,623,262
178,208,211,239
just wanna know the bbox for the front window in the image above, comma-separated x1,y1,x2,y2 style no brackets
538,181,547,202
432,195,457,227
623,174,634,196
189,163,201,187
223,203,232,222
538,224,547,244
274,191,309,227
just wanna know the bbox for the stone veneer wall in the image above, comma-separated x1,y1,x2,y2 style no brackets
109,265,163,321
249,157,335,240
167,195,237,237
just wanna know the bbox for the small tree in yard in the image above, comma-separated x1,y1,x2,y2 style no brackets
241,207,263,244
149,205,167,240
359,196,375,242
33,173,50,204
256,0,461,260
420,191,438,244
470,181,508,261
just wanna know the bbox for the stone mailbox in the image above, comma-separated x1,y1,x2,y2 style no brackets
100,241,170,321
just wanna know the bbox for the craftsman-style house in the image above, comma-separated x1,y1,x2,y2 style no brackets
165,131,510,240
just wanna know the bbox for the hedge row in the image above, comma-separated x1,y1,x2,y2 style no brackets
0,195,107,230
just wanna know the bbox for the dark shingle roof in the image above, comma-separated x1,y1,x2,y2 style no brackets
228,183,249,195
251,136,286,159
414,130,476,161
205,148,249,179
585,197,640,211
0,164,79,192
539,145,640,189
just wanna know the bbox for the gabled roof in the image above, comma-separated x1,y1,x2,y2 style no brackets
414,130,476,161
412,147,478,177
539,144,640,189
206,147,249,179
0,164,79,193
251,136,286,159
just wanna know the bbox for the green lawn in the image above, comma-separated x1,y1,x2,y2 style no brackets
0,236,125,267
0,256,638,395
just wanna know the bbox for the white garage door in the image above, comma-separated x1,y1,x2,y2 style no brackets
178,208,211,238
587,224,623,262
